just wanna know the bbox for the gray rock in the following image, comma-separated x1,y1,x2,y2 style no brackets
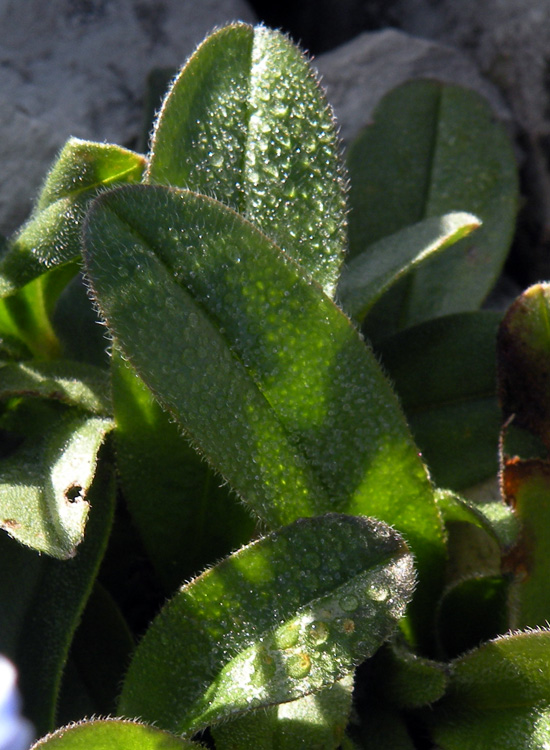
314,28,511,146
391,0,550,137
0,0,256,235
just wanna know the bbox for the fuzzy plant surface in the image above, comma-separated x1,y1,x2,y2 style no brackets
0,20,548,750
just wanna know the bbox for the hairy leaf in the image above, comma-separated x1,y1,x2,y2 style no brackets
32,720,201,750
0,360,110,415
111,347,255,591
501,458,550,630
498,283,550,450
212,675,354,750
436,489,519,553
83,185,444,626
147,23,346,296
371,642,448,709
119,514,414,735
0,458,115,735
348,80,517,336
430,630,550,749
337,212,479,324
1,139,145,295
0,406,113,558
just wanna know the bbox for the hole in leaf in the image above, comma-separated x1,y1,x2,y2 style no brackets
65,484,84,503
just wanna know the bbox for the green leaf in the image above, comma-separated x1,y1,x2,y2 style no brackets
53,273,111,367
436,489,519,553
32,720,202,750
435,575,509,659
1,138,146,295
501,458,550,629
0,405,113,558
371,642,448,709
337,212,480,324
119,514,415,735
0,359,110,414
376,312,503,489
212,675,354,750
348,80,518,335
498,283,550,450
147,23,347,296
83,185,444,631
430,630,550,749
0,266,77,360
0,457,115,735
111,347,255,591
56,582,134,724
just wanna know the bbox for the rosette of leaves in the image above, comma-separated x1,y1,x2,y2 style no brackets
1,20,546,750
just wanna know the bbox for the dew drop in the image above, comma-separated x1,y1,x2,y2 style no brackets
275,622,300,650
286,652,311,679
211,152,223,168
368,585,389,602
340,594,359,613
306,621,330,646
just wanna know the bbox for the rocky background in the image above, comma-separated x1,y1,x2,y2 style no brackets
0,0,548,289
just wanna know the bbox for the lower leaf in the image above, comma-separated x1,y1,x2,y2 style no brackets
0,406,113,558
212,675,354,750
119,514,415,736
0,456,115,735
429,630,550,749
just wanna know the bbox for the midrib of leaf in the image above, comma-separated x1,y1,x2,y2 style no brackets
422,85,444,217
241,27,266,220
397,86,442,330
45,162,145,206
100,199,336,503
237,28,255,217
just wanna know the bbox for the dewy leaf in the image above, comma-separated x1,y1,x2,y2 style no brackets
501,458,550,630
212,675,354,750
83,185,444,607
0,138,146,295
429,630,550,750
376,312,503,490
0,407,113,558
348,80,518,334
32,719,202,750
0,458,115,735
498,283,550,450
336,212,480,324
119,514,415,736
147,23,347,296
111,347,255,592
